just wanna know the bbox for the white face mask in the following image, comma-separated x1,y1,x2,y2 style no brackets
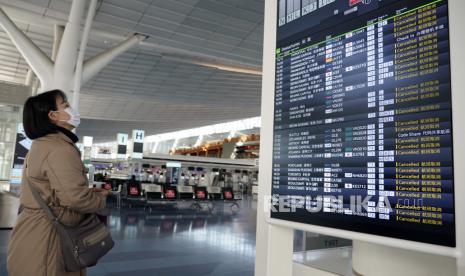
58,107,81,128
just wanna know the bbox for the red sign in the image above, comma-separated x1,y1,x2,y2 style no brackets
196,190,206,199
224,191,233,200
129,187,139,196
165,189,176,199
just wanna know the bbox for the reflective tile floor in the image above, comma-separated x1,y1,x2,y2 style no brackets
0,197,257,276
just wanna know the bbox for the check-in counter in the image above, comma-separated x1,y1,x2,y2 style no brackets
142,183,162,193
177,185,194,199
207,186,222,200
143,183,163,202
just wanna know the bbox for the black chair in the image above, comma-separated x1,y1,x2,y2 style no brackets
125,185,146,207
222,187,240,211
191,187,209,210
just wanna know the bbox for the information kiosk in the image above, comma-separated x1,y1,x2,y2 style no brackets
256,0,465,275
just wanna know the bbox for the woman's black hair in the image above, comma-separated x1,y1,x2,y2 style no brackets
23,89,67,140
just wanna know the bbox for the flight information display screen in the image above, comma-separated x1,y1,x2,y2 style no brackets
271,0,455,247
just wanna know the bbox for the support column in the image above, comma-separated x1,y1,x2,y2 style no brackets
38,24,64,93
51,0,86,95
31,78,40,96
24,68,35,95
24,69,33,86
72,0,98,110
51,25,64,61
458,255,465,276
267,225,294,276
255,0,280,274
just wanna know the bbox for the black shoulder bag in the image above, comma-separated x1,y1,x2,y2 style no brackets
28,183,114,272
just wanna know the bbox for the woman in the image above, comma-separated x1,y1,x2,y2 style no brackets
7,90,109,276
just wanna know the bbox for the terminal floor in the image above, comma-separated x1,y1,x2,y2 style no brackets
0,197,257,276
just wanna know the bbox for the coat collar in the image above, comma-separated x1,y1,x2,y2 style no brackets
57,127,79,143
37,129,78,145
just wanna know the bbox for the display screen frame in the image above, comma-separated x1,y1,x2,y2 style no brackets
260,0,465,258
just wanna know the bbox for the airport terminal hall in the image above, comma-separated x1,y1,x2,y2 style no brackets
1,0,465,275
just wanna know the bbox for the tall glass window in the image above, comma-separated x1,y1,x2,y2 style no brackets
0,104,21,191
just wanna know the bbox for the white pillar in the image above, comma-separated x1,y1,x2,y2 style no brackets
24,69,33,86
51,25,64,61
37,24,64,93
52,0,86,95
25,69,37,96
255,0,281,274
72,0,98,110
31,78,40,96
266,225,294,276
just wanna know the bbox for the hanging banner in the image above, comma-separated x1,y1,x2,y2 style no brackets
117,133,128,159
132,130,145,159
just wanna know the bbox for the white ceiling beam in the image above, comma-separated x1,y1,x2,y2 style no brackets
0,7,53,87
81,33,147,84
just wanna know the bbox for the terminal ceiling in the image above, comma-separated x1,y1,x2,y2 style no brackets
0,0,264,142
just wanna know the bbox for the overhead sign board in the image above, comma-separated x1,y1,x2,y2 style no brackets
166,162,182,168
117,133,128,159
132,130,145,159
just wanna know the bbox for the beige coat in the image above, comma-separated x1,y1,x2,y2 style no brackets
7,132,106,276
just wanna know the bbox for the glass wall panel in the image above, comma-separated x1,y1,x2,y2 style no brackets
0,104,21,191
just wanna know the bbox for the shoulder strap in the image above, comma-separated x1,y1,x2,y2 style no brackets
24,159,60,223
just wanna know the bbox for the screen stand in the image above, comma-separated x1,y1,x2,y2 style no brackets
352,241,457,276
266,224,294,276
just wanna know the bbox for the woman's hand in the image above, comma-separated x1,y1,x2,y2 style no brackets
91,188,110,197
